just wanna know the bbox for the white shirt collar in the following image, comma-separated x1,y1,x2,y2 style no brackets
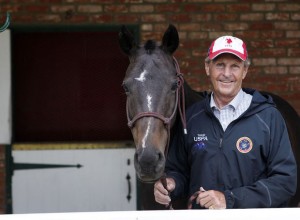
210,89,244,110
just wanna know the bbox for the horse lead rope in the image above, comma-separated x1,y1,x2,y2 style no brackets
164,58,205,209
161,173,174,210
173,58,203,209
161,58,205,210
160,57,187,210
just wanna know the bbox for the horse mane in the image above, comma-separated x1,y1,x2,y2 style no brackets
144,40,156,54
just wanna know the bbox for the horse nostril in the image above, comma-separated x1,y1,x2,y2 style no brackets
157,151,165,162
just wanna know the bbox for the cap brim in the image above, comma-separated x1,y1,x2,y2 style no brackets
209,49,247,61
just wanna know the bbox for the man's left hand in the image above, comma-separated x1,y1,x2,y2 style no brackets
196,187,226,209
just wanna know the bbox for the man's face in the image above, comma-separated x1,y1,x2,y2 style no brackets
205,53,248,103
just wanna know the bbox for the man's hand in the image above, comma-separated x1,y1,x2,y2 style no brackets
196,187,226,209
154,177,176,206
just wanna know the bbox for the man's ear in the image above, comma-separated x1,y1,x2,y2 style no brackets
205,62,210,76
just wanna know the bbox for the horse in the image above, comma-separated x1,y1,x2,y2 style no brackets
118,24,300,209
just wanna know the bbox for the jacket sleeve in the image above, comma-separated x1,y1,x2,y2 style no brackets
165,122,190,200
225,109,297,208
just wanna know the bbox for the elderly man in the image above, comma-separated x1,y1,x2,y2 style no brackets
154,36,297,209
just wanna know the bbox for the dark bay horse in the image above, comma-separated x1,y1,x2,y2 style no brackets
119,25,300,209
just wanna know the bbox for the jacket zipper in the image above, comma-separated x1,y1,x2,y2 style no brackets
217,137,223,189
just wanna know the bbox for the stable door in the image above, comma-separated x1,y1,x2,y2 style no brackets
12,146,136,213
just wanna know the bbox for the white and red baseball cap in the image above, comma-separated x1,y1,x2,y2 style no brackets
208,36,248,61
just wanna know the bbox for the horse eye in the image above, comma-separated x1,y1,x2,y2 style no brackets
171,81,178,91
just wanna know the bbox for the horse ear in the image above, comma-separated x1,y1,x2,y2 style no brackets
161,24,179,54
119,25,137,55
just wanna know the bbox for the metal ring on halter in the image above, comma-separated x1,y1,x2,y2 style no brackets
0,12,10,32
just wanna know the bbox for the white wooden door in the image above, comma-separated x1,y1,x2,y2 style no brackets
12,147,136,213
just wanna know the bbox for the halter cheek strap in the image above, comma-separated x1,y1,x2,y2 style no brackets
173,57,187,135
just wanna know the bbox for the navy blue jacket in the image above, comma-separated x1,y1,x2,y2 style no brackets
166,88,297,208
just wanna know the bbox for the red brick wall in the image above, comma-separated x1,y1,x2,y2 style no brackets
2,0,298,112
0,0,299,213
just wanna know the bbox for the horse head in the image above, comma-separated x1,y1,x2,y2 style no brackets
119,25,181,182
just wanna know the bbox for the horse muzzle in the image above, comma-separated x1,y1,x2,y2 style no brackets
134,146,165,182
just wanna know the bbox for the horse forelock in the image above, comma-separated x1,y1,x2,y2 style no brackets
128,39,175,84
144,40,157,54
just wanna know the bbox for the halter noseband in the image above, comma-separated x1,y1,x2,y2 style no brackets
126,89,178,130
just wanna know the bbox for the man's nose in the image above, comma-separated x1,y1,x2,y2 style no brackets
223,66,231,77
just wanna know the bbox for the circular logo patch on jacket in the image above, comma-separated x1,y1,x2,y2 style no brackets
236,137,253,153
